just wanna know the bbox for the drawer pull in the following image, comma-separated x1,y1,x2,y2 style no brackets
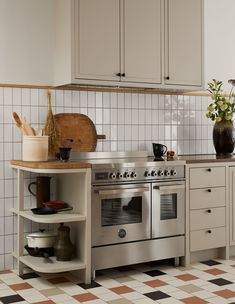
207,209,212,213
207,189,211,192
207,168,212,172
207,230,212,234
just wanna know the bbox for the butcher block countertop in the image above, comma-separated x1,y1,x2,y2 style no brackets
10,160,91,170
179,154,235,164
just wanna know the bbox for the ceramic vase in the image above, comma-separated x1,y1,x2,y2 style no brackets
213,119,235,156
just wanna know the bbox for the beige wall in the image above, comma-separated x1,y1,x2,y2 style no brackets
0,0,55,85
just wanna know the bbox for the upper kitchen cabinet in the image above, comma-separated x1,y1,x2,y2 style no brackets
121,0,161,84
74,0,120,81
164,0,203,87
54,0,204,90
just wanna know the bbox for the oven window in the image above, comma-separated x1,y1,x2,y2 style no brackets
160,193,177,220
101,196,142,226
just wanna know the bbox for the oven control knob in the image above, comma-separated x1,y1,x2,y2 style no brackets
118,229,126,238
117,172,123,179
158,170,164,177
109,172,116,180
124,172,130,178
171,169,177,176
151,170,157,177
165,170,171,177
131,172,137,178
144,170,151,177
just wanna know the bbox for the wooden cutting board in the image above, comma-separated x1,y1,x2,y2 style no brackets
54,113,106,152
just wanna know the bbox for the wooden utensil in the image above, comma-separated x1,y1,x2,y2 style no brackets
12,112,27,135
54,113,106,152
23,116,35,136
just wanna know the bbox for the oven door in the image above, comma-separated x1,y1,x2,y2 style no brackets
92,183,151,246
152,181,185,238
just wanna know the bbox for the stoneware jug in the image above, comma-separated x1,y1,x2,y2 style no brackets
54,223,75,261
28,176,51,208
152,143,167,158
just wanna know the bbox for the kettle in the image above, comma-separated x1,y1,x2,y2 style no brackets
54,223,75,261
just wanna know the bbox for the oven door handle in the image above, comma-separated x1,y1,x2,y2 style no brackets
95,187,149,195
153,185,185,191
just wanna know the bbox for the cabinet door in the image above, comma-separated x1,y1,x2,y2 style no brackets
74,0,120,81
165,0,203,86
121,0,162,84
230,167,235,245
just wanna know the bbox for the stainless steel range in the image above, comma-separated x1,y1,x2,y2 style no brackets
74,151,186,273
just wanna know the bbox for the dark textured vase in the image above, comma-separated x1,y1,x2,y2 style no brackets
213,120,235,156
54,223,75,261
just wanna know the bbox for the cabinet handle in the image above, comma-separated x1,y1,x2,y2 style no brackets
207,189,211,192
116,73,121,76
165,76,170,80
207,209,212,213
121,73,126,77
207,168,212,172
207,230,212,234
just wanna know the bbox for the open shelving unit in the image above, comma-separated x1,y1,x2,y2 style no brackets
10,162,91,284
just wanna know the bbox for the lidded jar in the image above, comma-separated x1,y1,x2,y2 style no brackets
54,223,75,261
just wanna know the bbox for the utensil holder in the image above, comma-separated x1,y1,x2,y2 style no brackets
23,136,49,161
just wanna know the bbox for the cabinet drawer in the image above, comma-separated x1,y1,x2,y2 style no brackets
190,167,225,189
190,187,225,209
190,227,226,252
190,207,225,231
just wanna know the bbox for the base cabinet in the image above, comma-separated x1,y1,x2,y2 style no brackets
230,167,235,245
186,164,228,264
11,165,91,284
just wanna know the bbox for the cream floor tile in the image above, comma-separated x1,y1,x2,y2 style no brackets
95,278,122,288
157,298,183,304
122,291,145,301
49,293,75,303
85,300,107,304
123,280,145,289
17,289,48,303
130,273,155,282
96,291,122,302
133,298,156,304
25,278,54,290
53,282,85,296
0,288,16,297
88,286,111,296
134,284,155,294
168,290,190,299
206,296,230,304
202,283,223,292
193,290,216,299
157,285,179,293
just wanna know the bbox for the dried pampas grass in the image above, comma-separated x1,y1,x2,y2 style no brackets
43,91,60,156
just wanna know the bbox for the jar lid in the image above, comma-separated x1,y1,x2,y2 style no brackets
27,230,56,238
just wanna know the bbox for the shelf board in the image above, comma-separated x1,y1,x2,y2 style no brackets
19,210,86,224
20,255,86,273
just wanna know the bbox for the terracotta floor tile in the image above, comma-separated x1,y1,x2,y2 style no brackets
110,286,134,294
47,277,70,284
204,268,226,275
0,270,12,274
10,282,32,291
73,292,98,302
175,274,198,281
182,296,209,304
214,289,235,298
144,279,167,287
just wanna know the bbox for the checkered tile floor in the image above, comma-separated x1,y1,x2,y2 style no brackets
2,259,235,303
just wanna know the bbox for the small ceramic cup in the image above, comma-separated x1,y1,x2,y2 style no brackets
59,147,72,162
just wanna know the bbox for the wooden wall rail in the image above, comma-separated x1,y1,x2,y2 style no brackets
0,83,210,97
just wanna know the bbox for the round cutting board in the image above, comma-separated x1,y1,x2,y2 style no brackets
54,113,105,152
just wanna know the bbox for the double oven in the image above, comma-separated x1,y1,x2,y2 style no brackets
91,158,185,271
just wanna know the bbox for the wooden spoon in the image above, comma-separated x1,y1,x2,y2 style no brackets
12,112,27,135
23,116,35,136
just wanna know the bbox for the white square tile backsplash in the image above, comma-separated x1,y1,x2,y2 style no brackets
0,86,214,270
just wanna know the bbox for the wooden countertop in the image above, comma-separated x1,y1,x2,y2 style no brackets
10,160,91,169
178,154,235,164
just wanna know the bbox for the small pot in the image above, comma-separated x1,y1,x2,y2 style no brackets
26,229,57,248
